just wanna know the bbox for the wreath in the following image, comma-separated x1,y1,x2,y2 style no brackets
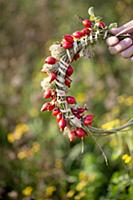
40,7,133,147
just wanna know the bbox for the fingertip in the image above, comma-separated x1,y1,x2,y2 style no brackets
110,28,119,35
106,36,119,46
108,46,118,55
123,37,133,46
120,45,133,58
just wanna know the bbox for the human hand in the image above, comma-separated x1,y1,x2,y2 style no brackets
106,20,133,61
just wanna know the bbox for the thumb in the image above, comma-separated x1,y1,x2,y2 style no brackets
110,20,133,35
110,26,125,35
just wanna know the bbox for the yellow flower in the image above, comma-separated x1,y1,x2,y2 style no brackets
22,186,33,196
122,154,129,160
74,194,81,200
14,130,23,140
17,150,28,160
31,142,40,153
117,95,125,104
122,154,132,164
66,190,75,198
17,149,34,159
76,181,87,191
118,95,133,106
101,119,120,130
55,159,63,169
27,150,33,157
76,93,86,103
126,96,133,106
17,143,40,160
29,108,39,117
46,186,56,196
79,171,88,181
15,123,29,134
78,192,86,198
7,123,29,143
111,107,120,116
7,133,15,143
74,191,86,200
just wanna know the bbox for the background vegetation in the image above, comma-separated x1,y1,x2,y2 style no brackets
0,0,133,199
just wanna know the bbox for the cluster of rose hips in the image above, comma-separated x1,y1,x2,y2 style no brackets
61,19,105,49
41,18,106,141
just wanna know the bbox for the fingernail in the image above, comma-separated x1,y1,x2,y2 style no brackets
123,38,132,45
106,36,119,46
110,28,118,34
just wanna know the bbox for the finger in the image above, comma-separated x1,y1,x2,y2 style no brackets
106,36,119,46
120,45,133,58
110,20,133,35
108,38,132,55
131,56,133,62
110,27,123,35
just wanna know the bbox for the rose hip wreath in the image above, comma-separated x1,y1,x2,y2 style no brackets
40,7,133,143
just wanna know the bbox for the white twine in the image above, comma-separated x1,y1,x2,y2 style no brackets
103,30,108,39
56,75,65,83
60,108,71,113
85,35,88,46
57,99,66,104
59,62,67,70
71,117,82,128
56,89,66,96
60,59,69,67
66,49,72,62
55,80,64,88
58,68,66,76
73,41,78,54
90,33,93,43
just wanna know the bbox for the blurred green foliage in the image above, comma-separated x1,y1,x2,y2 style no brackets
0,0,133,199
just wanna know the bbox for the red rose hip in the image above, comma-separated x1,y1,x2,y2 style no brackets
66,96,76,104
63,34,74,43
81,28,91,36
48,104,55,111
52,108,60,116
82,19,92,28
77,107,86,114
41,102,49,112
96,21,106,28
49,72,56,83
73,31,83,39
75,128,86,138
62,40,73,49
45,56,57,65
41,102,54,112
43,89,52,99
83,114,94,126
73,53,80,61
68,130,76,142
58,118,67,130
65,78,71,87
66,66,74,76
56,113,62,122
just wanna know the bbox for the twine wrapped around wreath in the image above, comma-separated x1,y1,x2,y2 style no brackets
40,7,133,143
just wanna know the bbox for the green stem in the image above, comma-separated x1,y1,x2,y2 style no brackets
85,118,133,136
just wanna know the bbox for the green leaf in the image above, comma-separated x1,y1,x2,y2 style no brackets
90,15,96,21
108,23,117,30
95,16,103,22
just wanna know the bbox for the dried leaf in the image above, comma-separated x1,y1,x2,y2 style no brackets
88,7,95,16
